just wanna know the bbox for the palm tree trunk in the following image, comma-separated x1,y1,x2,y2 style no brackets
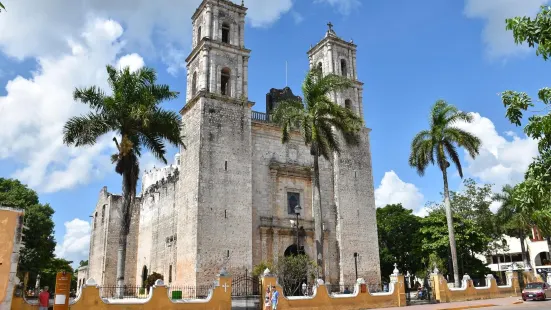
519,229,529,268
116,169,132,298
312,153,325,280
442,168,460,288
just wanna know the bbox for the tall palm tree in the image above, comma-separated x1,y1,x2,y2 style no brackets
273,66,363,280
494,185,532,268
408,100,481,287
63,65,183,294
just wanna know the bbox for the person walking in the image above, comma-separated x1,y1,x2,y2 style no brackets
271,286,279,310
38,286,49,310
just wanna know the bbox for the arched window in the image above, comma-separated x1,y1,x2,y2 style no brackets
345,99,353,110
317,62,323,74
197,26,202,44
101,205,106,223
222,23,230,44
340,59,347,77
221,68,231,96
169,265,173,283
192,72,197,96
93,212,97,229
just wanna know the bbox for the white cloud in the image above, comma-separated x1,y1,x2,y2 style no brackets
0,19,137,193
455,112,539,190
117,53,145,73
316,0,360,15
464,0,550,58
291,11,305,24
0,0,296,74
55,218,91,265
375,171,425,214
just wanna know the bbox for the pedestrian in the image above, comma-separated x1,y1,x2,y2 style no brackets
264,286,271,310
343,286,351,294
38,286,49,310
271,286,279,310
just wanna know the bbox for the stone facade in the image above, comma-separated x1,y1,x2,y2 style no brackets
87,0,380,289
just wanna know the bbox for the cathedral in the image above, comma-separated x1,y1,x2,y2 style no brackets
87,0,381,288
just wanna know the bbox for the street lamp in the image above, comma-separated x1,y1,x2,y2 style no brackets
294,204,302,254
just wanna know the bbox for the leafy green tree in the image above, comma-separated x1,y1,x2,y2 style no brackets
273,66,362,279
78,260,89,267
376,204,423,281
63,66,184,292
0,178,56,286
501,7,551,259
419,209,491,280
144,272,164,290
408,100,481,286
275,255,317,297
450,179,497,238
252,261,275,278
494,184,533,267
40,258,76,293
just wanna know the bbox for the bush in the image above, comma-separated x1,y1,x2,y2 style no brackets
276,255,317,297
144,272,164,290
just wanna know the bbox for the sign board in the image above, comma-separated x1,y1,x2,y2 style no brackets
53,271,71,310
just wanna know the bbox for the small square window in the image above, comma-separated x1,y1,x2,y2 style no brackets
287,192,300,215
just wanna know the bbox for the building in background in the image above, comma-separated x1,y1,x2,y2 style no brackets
87,0,381,288
0,206,25,309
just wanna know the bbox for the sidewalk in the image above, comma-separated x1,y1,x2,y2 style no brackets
383,297,522,310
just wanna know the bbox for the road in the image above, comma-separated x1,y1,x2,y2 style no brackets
489,299,551,309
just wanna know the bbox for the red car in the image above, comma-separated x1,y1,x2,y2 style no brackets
522,282,551,301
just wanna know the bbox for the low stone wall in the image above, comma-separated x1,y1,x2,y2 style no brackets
432,272,520,303
260,275,406,309
11,276,232,310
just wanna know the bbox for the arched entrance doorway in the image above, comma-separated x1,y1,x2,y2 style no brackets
284,244,305,257
141,265,148,287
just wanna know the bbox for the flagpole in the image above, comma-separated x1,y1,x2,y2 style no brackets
286,61,288,87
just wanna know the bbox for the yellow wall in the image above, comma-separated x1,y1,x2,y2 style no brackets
260,275,406,310
0,208,24,304
11,277,232,310
432,273,520,303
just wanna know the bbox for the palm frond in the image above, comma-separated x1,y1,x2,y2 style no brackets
443,127,481,159
443,140,463,178
73,86,107,112
63,112,112,146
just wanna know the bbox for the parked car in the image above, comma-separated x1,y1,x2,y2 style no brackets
522,282,551,301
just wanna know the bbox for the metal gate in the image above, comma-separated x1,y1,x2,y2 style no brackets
405,273,436,306
232,270,261,310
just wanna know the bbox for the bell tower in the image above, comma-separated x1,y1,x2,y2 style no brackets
185,0,250,101
178,0,253,286
307,24,381,287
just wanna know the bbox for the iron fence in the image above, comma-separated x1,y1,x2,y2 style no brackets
100,286,149,299
167,285,214,300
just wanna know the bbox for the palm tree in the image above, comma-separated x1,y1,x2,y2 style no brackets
408,100,481,287
272,66,363,279
63,65,183,294
494,185,532,268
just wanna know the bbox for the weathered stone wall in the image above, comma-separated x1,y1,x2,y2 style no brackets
136,176,179,286
194,96,253,283
251,122,340,284
334,128,381,286
87,187,140,286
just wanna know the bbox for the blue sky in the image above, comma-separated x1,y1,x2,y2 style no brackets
0,0,546,265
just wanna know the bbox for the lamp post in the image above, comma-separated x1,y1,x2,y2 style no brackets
354,252,358,281
294,205,302,254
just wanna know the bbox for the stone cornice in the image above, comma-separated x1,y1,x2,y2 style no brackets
307,35,357,56
142,169,180,195
186,38,251,64
180,90,255,115
191,0,248,21
269,160,312,180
